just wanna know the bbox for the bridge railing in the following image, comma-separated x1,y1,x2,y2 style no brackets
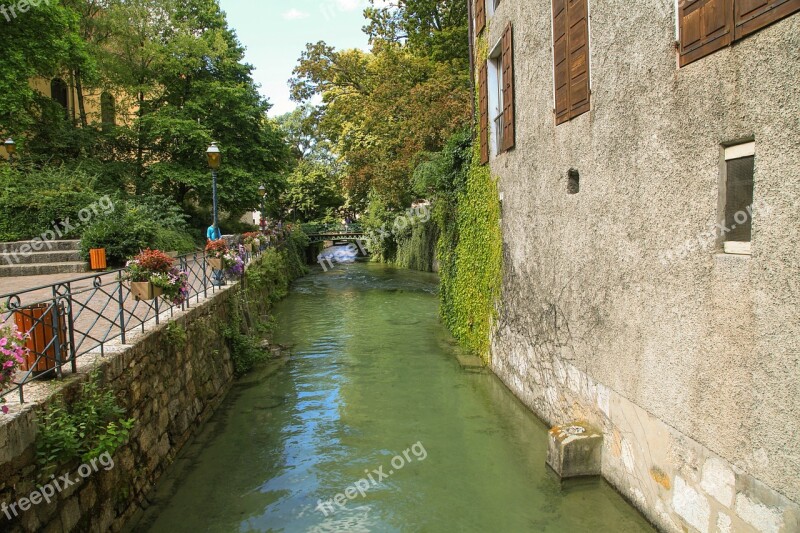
302,223,364,235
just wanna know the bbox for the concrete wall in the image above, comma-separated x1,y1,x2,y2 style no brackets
481,1,799,531
0,271,275,532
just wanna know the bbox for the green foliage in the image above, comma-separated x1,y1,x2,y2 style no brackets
395,220,439,272
224,229,308,376
0,164,102,241
36,371,134,468
79,195,197,265
289,1,471,209
432,131,502,360
281,160,344,222
164,322,188,349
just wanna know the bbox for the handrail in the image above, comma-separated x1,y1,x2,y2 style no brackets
0,238,281,406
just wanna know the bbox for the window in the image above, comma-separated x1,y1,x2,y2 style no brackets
488,0,501,16
488,42,504,155
721,142,755,254
100,92,116,130
678,0,800,66
553,0,591,125
478,23,515,164
50,78,68,110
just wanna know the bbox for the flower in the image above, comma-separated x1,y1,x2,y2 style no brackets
0,323,28,414
124,249,190,306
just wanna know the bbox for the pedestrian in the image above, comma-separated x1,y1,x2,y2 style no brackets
207,224,221,242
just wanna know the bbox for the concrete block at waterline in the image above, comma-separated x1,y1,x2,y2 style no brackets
546,422,603,478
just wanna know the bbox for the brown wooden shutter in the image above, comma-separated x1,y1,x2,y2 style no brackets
678,0,734,67
553,0,570,125
735,0,800,39
501,23,515,152
478,63,489,164
567,0,590,120
475,0,486,35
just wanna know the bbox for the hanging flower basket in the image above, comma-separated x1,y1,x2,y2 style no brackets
124,249,190,306
243,243,253,252
208,257,223,270
130,281,163,301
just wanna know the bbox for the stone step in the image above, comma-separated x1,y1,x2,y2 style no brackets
0,250,82,265
0,240,81,254
0,261,90,278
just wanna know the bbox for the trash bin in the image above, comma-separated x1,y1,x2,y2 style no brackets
13,303,68,374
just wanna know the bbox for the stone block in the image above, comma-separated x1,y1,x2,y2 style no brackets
546,422,603,478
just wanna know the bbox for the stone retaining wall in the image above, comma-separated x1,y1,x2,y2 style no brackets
0,257,282,532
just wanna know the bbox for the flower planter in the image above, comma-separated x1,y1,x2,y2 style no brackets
243,243,253,252
208,257,223,270
130,281,163,301
13,303,68,375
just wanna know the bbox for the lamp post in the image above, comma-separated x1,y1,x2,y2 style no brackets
258,184,266,232
206,142,223,286
4,138,16,165
206,142,221,235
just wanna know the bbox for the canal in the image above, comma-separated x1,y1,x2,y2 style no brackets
128,260,654,532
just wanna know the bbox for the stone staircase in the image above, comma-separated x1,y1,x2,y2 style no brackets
0,240,89,277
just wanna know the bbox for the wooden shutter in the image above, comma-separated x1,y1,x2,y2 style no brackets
678,0,734,67
553,0,570,124
501,23,515,152
478,63,489,165
553,0,590,124
475,0,486,35
567,0,590,120
735,0,800,39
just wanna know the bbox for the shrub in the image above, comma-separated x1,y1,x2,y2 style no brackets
36,370,134,468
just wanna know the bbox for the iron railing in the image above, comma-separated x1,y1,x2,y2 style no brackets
0,241,274,405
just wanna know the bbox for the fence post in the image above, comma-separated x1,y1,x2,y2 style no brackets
117,276,127,344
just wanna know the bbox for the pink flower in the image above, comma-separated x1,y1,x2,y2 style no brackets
1,406,8,414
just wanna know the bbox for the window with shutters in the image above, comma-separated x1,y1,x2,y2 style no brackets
678,0,800,66
552,0,591,125
481,24,515,162
488,42,504,156
720,142,756,254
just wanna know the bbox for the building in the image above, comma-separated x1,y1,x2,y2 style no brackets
473,0,799,531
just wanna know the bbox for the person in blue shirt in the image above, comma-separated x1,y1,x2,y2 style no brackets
206,224,221,241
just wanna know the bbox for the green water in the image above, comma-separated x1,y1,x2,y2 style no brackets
130,262,654,532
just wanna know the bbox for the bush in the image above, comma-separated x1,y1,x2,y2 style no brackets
79,195,197,265
36,370,134,468
0,164,103,241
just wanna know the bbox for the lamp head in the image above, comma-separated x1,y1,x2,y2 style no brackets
4,138,16,156
206,142,221,169
258,184,266,194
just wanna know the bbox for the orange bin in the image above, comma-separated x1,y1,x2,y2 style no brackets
89,248,107,270
13,303,68,373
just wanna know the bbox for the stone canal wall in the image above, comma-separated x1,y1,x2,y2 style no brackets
0,242,306,532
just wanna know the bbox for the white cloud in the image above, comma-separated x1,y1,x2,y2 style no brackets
282,8,309,20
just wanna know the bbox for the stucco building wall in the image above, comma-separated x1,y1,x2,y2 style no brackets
482,1,799,531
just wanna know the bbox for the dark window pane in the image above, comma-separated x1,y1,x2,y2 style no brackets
725,155,754,242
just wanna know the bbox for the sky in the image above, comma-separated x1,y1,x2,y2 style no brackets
217,0,375,117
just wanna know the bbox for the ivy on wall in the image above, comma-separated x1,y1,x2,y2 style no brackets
435,136,502,362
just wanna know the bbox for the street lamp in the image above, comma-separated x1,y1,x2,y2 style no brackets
4,138,16,164
206,142,221,236
258,184,266,232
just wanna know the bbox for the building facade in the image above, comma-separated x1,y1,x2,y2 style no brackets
474,0,799,531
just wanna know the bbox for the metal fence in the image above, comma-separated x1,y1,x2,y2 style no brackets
0,243,271,405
